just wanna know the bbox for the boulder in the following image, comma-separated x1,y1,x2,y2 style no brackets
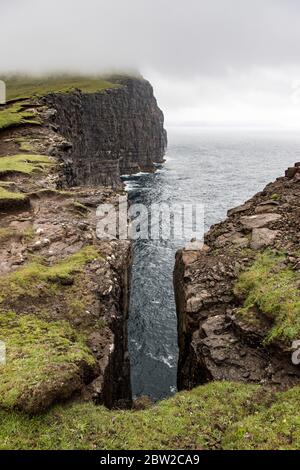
250,228,279,250
240,213,281,230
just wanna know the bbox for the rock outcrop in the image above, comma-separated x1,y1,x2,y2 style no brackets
174,164,300,391
43,77,167,187
0,75,167,413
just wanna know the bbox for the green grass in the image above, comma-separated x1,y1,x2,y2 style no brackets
234,251,300,344
0,311,94,412
0,382,273,450
14,137,34,152
2,75,119,101
0,245,100,304
0,103,38,131
0,187,26,201
0,246,102,414
1,379,300,450
0,154,52,176
222,386,300,450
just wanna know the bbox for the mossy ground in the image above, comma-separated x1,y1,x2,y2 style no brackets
223,386,300,450
0,312,94,410
0,154,52,176
0,246,102,412
0,187,26,201
2,75,119,101
0,381,298,450
0,245,100,305
235,250,300,344
14,137,34,152
0,103,38,131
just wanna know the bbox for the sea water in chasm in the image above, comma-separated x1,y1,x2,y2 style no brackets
123,126,300,401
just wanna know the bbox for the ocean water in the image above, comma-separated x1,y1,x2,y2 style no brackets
123,127,300,401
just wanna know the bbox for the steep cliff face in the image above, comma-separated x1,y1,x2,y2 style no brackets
174,163,300,391
43,77,167,187
0,75,167,413
0,141,133,412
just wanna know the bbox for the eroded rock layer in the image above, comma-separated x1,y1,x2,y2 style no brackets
174,163,300,391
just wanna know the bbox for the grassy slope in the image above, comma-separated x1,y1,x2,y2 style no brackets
0,103,38,131
2,75,119,101
0,312,94,410
0,381,299,450
235,251,300,344
0,154,52,176
0,187,26,201
223,386,300,450
0,245,99,304
0,247,100,411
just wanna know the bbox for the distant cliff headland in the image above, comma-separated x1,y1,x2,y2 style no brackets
0,76,300,450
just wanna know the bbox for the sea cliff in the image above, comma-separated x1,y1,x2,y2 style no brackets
174,163,300,390
43,77,167,187
0,75,167,412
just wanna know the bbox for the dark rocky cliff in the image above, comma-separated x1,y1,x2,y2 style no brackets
174,163,300,391
0,75,167,413
43,77,167,187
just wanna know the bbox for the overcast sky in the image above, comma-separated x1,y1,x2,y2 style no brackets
2,0,300,127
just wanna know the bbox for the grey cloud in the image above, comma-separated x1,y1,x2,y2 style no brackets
1,0,300,76
1,0,300,126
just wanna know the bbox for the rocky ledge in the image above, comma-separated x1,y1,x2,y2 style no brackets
174,163,300,391
0,76,166,413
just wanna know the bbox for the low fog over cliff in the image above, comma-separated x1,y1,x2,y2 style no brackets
2,0,300,127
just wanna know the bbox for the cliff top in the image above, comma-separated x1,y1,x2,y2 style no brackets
1,75,122,102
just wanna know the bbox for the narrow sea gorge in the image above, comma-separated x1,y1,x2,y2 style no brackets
124,126,300,400
3,0,300,454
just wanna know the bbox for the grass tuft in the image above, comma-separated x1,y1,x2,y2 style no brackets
222,386,300,450
0,245,100,304
0,381,269,449
0,187,26,201
0,103,38,131
234,250,300,344
0,154,52,176
14,137,34,152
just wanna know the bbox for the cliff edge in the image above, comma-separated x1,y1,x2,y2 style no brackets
43,77,167,187
0,75,167,413
175,163,300,390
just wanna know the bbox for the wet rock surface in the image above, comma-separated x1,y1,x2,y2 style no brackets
174,163,300,391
